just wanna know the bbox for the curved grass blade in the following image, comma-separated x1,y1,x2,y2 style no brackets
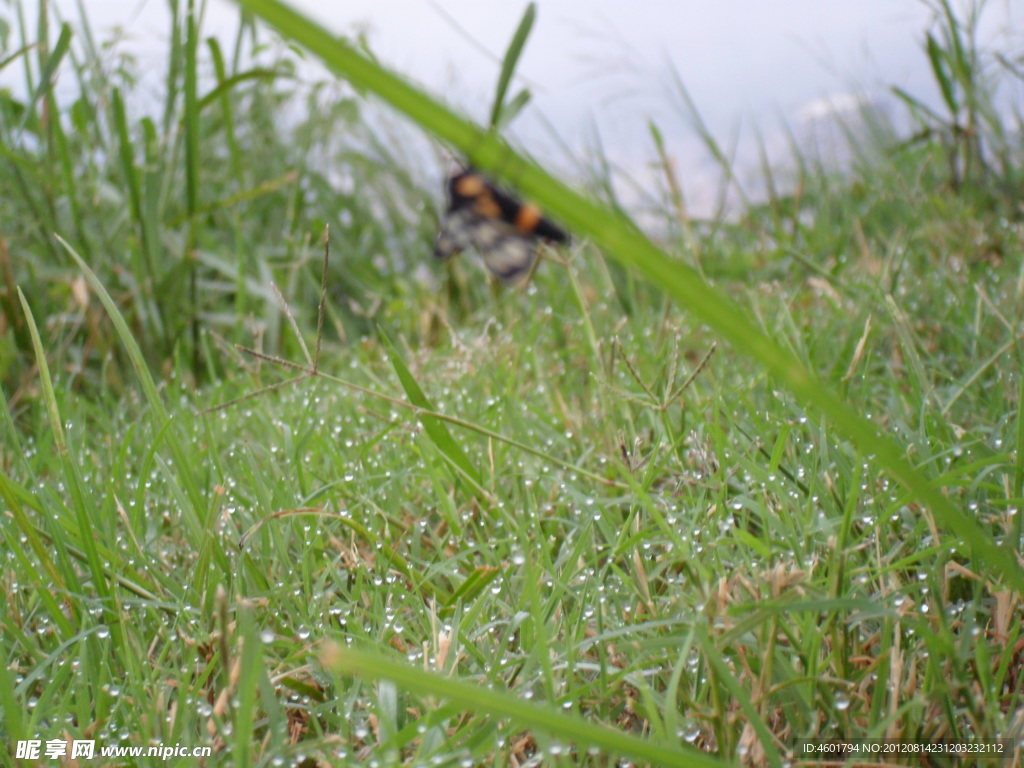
324,645,732,768
378,329,486,495
489,2,535,130
58,236,212,553
17,22,71,134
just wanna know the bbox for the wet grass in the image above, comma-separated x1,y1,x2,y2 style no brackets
2,0,1023,766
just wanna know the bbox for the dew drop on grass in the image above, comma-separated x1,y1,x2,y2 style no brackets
681,720,701,742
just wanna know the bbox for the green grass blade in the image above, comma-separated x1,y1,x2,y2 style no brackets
17,21,71,134
46,88,92,261
17,287,109,621
184,0,202,367
184,0,201,217
700,630,782,766
0,44,35,74
0,473,69,602
205,38,244,180
112,87,158,284
0,645,27,743
890,85,944,125
325,645,732,768
925,32,959,116
936,0,971,87
488,2,535,130
496,87,532,130
229,0,1024,594
233,603,262,768
443,565,500,610
312,368,617,488
199,65,285,111
378,329,485,492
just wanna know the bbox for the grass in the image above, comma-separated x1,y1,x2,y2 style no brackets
2,0,1023,766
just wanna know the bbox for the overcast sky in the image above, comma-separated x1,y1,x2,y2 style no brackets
59,1,1021,122
10,1,1023,209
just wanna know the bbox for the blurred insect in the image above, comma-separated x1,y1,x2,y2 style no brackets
433,168,569,280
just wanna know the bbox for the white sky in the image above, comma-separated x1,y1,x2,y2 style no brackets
8,0,1023,209
55,1,1020,121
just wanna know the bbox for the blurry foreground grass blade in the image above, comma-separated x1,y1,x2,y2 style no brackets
324,645,731,768
230,0,1024,593
488,2,535,130
17,21,71,134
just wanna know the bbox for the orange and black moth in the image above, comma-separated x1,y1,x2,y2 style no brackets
434,169,570,280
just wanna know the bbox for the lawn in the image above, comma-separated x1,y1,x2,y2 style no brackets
1,0,1022,766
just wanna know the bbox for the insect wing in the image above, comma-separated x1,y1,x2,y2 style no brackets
472,223,537,280
434,207,477,259
434,169,567,280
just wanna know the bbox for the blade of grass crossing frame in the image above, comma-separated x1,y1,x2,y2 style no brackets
324,646,731,768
